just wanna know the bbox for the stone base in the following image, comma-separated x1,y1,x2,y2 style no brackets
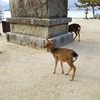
7,17,72,38
6,32,73,49
49,33,73,47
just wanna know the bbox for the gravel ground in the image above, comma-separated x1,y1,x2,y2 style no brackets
0,19,100,100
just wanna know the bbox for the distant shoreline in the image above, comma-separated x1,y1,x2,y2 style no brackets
68,10,100,18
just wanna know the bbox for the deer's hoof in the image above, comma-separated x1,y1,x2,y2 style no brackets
70,78,74,81
66,73,69,75
53,72,56,74
62,72,64,74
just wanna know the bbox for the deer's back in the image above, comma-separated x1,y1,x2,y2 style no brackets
68,23,81,32
52,48,78,62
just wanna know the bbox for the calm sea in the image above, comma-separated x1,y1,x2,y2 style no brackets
68,10,100,18
4,10,100,19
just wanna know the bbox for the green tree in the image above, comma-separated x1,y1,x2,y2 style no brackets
91,0,100,4
91,0,100,9
75,0,99,18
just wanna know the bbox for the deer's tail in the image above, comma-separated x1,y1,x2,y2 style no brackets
78,27,81,31
72,52,78,62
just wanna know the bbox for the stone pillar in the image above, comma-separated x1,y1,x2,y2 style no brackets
7,0,72,49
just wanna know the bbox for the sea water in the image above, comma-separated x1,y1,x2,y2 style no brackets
68,10,100,18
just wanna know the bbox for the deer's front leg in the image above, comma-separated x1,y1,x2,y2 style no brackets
53,59,58,74
60,61,64,74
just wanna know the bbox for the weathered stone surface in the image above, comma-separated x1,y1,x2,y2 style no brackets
10,24,48,38
10,23,67,38
49,33,73,47
48,0,67,18
7,17,72,26
6,32,45,49
7,17,72,38
9,0,67,18
6,32,73,48
48,24,67,38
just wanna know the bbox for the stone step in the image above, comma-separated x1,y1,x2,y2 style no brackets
6,32,73,49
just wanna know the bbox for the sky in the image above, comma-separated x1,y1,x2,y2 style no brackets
68,0,78,5
3,0,9,2
69,0,77,3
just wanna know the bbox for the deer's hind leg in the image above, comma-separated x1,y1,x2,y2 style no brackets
66,60,76,81
71,65,76,81
66,67,72,75
73,31,77,40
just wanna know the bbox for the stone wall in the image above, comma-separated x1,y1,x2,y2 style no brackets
7,0,73,49
7,17,71,38
9,0,67,18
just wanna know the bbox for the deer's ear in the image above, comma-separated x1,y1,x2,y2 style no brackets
46,38,49,41
49,40,53,43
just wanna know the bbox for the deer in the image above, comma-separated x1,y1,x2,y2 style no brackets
68,23,81,42
44,39,78,81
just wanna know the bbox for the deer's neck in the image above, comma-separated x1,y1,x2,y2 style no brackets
49,45,55,53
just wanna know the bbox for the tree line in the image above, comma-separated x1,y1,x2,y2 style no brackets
75,0,100,18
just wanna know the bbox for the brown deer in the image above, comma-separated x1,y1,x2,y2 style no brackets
44,39,78,81
68,23,81,42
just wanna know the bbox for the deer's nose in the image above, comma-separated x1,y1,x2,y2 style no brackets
44,45,46,48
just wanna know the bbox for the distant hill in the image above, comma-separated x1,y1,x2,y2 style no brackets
0,0,10,10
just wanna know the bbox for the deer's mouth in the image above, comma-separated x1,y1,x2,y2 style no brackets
44,45,46,48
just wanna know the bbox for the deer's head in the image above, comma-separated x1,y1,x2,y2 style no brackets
44,39,54,49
